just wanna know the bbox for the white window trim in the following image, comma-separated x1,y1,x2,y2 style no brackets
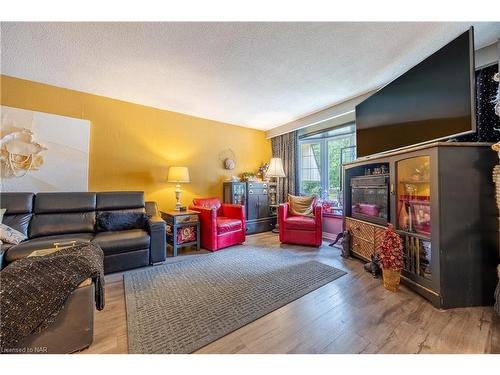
298,125,356,199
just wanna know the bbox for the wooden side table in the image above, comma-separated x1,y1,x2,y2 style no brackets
160,210,200,257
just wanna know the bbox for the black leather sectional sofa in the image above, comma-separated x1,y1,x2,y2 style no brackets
0,191,166,273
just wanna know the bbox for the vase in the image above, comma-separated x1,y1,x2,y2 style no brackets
398,202,409,230
382,269,401,292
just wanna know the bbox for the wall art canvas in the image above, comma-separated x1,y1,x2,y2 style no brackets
0,106,90,192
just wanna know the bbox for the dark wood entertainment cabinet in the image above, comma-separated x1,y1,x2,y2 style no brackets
343,142,499,309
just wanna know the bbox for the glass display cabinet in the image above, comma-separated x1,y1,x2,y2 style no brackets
396,156,432,282
223,182,246,206
343,143,498,309
223,181,276,234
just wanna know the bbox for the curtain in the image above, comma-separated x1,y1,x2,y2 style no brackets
271,131,299,203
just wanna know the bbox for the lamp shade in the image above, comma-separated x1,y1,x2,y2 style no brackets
167,166,190,183
265,158,286,178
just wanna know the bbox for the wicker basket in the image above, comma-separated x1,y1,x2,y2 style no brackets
382,269,401,292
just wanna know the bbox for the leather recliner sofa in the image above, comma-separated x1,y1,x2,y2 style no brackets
0,191,166,273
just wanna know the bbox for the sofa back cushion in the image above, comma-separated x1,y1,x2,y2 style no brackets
96,191,145,211
0,193,35,237
192,197,221,211
29,192,96,238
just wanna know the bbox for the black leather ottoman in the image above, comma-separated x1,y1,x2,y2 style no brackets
11,279,95,354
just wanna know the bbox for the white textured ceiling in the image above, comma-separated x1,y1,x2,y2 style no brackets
1,22,500,130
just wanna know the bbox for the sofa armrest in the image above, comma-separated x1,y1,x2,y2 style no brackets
145,201,167,264
189,205,217,225
189,205,218,250
278,203,290,223
221,204,245,221
314,204,323,226
314,204,323,246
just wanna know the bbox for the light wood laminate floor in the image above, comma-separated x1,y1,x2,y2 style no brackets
82,232,500,354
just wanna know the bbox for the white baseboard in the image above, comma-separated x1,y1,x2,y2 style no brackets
322,232,337,241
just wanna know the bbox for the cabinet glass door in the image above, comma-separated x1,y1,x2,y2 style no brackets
396,156,432,280
233,183,246,206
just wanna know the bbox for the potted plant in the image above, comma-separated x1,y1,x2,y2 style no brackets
240,172,257,181
378,224,404,292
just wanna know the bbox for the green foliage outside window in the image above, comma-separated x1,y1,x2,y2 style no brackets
327,136,355,199
301,181,322,196
299,131,355,201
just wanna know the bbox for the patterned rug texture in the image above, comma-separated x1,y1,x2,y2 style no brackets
124,246,346,353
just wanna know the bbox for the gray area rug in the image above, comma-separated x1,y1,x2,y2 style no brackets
124,246,346,354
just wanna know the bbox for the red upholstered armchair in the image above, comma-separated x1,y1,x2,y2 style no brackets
278,203,323,247
189,197,246,251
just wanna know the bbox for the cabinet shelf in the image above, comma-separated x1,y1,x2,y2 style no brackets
395,229,430,241
399,180,430,184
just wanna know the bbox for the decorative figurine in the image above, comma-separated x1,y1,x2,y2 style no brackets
341,230,351,258
364,254,381,278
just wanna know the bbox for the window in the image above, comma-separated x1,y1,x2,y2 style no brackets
300,142,321,196
299,123,356,204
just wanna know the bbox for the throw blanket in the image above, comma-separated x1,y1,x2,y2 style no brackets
0,242,105,352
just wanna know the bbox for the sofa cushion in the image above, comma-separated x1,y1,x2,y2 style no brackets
2,214,32,237
1,242,13,253
34,192,96,213
0,192,34,214
193,197,221,211
284,215,316,230
29,212,96,238
216,217,242,234
4,233,94,264
92,229,150,255
0,223,27,244
96,192,145,210
0,192,35,236
96,211,147,232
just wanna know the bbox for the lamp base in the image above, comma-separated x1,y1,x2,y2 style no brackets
174,184,182,211
272,222,280,234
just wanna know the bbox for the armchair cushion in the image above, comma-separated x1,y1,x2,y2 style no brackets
216,217,243,234
288,194,316,217
284,215,316,230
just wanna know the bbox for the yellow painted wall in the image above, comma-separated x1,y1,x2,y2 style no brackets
0,75,272,211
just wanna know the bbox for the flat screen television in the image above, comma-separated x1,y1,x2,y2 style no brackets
355,28,475,158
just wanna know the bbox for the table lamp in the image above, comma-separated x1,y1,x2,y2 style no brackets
265,157,286,180
167,166,190,211
265,158,286,233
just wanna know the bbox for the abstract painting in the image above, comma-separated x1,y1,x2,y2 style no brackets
0,106,90,192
